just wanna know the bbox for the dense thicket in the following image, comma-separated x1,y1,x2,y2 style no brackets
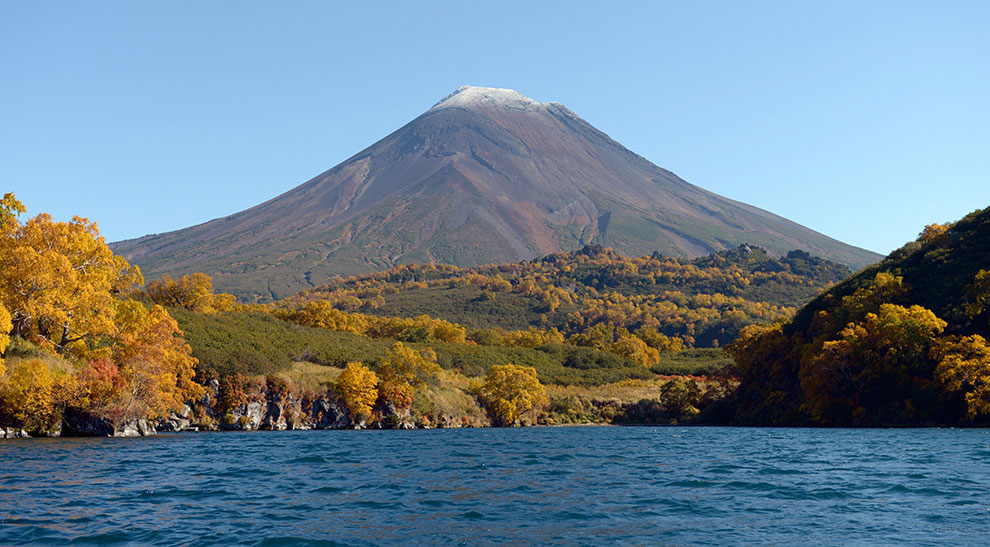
170,308,663,386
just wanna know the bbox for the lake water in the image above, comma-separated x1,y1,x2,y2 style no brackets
1,427,989,545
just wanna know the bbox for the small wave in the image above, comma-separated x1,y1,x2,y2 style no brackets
756,466,804,476
418,499,449,507
806,488,852,500
884,484,953,496
723,480,780,492
286,455,330,464
555,510,599,521
355,500,395,509
665,479,715,488
250,536,346,547
309,486,345,494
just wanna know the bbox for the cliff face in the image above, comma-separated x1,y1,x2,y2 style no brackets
112,86,881,301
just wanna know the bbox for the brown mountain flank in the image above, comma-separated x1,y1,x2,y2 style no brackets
112,86,881,301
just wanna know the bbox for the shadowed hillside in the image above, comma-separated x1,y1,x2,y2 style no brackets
725,207,990,426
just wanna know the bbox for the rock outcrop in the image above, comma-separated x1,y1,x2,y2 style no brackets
62,408,157,437
157,405,194,432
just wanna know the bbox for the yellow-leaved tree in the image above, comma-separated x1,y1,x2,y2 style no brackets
144,273,236,313
0,303,10,375
965,270,990,319
111,300,204,420
919,223,950,245
335,361,379,421
478,364,547,426
936,335,990,419
0,194,208,431
799,303,946,424
0,357,80,432
0,194,143,356
376,342,442,410
610,335,661,367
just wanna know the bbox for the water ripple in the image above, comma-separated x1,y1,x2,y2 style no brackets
2,427,990,545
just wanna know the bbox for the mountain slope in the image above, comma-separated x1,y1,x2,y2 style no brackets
113,86,881,301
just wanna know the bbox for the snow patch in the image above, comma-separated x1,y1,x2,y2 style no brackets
431,85,544,112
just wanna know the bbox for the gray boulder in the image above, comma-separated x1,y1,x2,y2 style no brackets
1,427,31,439
157,405,193,432
221,401,266,430
310,396,350,429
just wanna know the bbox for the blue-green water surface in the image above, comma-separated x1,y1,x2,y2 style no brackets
2,427,989,545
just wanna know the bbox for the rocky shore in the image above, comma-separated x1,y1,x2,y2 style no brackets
3,378,472,438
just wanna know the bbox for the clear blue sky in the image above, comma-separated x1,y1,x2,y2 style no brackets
2,1,988,255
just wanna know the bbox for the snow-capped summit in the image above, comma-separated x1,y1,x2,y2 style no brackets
430,85,542,112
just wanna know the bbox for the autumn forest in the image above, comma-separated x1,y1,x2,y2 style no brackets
2,192,989,437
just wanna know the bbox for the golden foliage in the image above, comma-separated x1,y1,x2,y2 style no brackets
965,270,990,318
635,327,685,353
277,243,839,357
0,303,10,376
376,342,442,409
799,303,946,423
335,361,379,420
0,357,79,431
919,223,950,245
478,364,547,426
0,195,208,428
112,301,204,419
502,326,564,348
145,273,236,313
610,336,660,367
936,335,990,419
0,207,142,356
0,193,26,234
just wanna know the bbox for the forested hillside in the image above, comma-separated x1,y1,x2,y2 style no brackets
726,207,990,426
280,244,850,349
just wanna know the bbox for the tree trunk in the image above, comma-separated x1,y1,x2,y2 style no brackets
58,322,70,354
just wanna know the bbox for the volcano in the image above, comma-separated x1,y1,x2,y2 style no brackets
113,86,881,301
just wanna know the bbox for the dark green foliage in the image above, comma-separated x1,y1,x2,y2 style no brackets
433,342,652,386
172,308,661,386
360,286,570,330
614,380,704,424
650,348,733,376
171,309,393,376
